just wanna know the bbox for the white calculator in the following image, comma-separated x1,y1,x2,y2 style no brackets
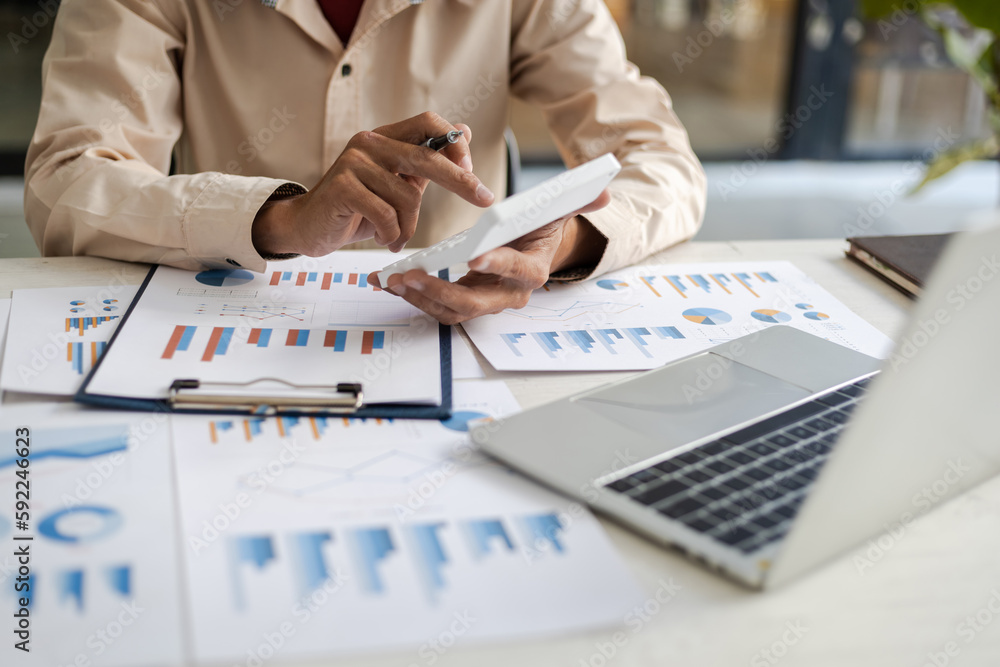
380,153,621,281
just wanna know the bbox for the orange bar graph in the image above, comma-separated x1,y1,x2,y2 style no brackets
202,327,224,362
321,273,332,290
709,274,732,294
162,325,186,360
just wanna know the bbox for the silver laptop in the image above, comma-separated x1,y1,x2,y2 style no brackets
474,221,1000,589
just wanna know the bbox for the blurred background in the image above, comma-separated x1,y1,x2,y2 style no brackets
0,0,997,257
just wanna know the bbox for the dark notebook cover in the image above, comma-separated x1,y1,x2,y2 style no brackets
846,233,953,298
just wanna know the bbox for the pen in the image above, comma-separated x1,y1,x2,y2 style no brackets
421,130,463,151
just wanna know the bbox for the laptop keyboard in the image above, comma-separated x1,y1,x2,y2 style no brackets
602,376,873,554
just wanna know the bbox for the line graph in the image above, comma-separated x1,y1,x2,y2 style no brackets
501,300,640,322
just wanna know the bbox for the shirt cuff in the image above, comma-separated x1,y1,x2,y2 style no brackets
181,174,308,273
567,190,636,280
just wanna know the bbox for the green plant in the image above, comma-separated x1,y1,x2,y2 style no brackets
860,0,999,191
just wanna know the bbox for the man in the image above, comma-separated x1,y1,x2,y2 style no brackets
25,0,706,324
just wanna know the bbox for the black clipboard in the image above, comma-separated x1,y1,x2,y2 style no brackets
75,265,452,419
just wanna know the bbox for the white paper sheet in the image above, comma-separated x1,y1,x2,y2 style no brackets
1,410,184,666
0,298,10,384
172,380,643,663
451,328,485,379
86,252,442,405
462,261,895,371
1,287,137,396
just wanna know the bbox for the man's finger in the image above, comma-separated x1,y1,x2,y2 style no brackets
468,246,547,284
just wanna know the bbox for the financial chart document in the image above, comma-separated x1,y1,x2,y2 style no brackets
172,381,643,662
462,261,894,372
86,251,441,405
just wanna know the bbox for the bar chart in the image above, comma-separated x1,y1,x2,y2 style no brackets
270,271,382,291
67,340,107,375
65,315,119,336
226,513,565,608
161,325,391,361
634,271,778,299
501,325,685,359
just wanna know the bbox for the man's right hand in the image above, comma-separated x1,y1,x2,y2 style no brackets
252,112,494,257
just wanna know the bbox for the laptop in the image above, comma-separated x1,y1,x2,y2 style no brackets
473,220,1000,589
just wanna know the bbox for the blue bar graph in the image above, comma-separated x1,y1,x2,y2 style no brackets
567,329,596,353
463,519,514,560
59,570,84,611
106,565,131,597
307,272,318,282
348,528,396,594
757,272,777,282
623,327,654,358
359,273,369,288
531,332,562,358
70,342,83,375
215,327,235,355
501,333,526,356
666,275,687,295
689,274,711,292
652,326,684,340
595,328,623,354
289,531,333,596
407,523,449,600
333,273,344,284
230,535,277,609
520,514,566,554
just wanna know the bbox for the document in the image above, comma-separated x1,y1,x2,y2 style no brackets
1,410,185,666
462,260,895,371
86,252,442,405
1,286,136,396
172,380,643,662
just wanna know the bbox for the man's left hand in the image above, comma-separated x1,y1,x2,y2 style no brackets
369,190,611,325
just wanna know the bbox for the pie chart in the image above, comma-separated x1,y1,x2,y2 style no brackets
795,303,813,310
597,279,629,291
751,309,791,324
441,411,490,432
195,269,255,287
682,307,732,326
804,311,830,321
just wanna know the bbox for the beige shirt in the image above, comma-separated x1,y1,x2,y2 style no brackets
25,0,706,277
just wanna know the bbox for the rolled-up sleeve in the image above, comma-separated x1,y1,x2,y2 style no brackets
509,0,707,278
24,0,299,272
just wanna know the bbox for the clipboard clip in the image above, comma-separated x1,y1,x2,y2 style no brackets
168,378,364,415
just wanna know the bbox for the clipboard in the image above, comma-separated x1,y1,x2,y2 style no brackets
75,265,452,419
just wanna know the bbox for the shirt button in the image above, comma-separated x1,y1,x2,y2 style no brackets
226,258,242,267
341,63,352,77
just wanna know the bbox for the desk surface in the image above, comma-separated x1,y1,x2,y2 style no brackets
4,240,998,667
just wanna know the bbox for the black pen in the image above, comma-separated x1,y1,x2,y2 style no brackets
421,130,463,151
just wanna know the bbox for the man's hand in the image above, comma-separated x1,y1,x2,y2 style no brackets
252,112,494,257
369,191,612,325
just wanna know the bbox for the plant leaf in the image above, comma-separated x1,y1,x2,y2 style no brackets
911,136,1000,194
948,0,1000,35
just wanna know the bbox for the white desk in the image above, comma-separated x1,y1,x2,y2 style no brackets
5,240,999,667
